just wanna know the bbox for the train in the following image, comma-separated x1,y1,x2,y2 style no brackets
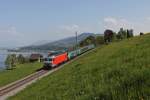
43,44,95,69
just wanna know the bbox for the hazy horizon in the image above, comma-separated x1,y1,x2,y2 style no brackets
0,0,150,47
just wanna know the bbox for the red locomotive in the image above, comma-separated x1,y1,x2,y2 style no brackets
44,51,68,68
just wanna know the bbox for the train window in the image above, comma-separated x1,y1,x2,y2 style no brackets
48,58,52,61
44,58,52,61
44,58,48,61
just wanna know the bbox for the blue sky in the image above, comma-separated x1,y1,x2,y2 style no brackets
0,0,150,47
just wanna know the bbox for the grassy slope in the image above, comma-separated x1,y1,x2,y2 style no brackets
0,62,42,87
10,34,150,100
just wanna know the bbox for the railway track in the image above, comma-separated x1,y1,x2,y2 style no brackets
0,69,48,97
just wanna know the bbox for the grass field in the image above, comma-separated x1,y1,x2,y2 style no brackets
0,62,42,87
9,34,150,100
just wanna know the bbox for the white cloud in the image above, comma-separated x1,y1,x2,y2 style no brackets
104,17,118,26
60,24,79,33
103,17,134,32
102,17,150,35
59,24,99,34
0,25,25,47
0,25,23,37
146,17,150,21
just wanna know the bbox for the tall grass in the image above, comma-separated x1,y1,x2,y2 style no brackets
10,34,150,100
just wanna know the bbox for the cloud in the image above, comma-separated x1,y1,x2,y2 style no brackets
0,25,25,47
0,25,23,37
104,17,118,26
60,24,79,33
103,17,134,32
102,17,150,35
146,17,150,21
59,24,99,34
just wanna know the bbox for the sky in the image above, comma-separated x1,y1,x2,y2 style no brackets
0,0,150,47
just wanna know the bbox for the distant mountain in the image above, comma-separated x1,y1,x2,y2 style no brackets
20,33,103,51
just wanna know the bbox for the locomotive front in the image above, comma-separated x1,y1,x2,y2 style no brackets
43,56,55,68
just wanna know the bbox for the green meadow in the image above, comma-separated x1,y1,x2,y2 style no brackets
10,34,150,100
0,62,42,87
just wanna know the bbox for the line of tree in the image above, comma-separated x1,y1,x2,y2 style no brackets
79,28,134,47
117,28,134,40
104,28,134,44
79,35,104,47
5,54,29,70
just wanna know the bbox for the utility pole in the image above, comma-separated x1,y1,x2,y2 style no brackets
75,31,78,50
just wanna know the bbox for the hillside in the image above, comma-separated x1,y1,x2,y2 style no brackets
10,34,150,100
20,33,103,51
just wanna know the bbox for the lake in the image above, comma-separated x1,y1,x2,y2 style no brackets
0,50,8,70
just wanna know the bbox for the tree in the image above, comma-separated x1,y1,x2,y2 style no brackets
80,36,96,47
104,29,114,43
127,29,134,38
117,28,127,39
5,54,17,70
17,54,26,64
127,29,130,38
